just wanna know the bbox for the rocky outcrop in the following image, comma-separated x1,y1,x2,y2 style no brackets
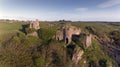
27,32,38,37
85,34,92,48
55,30,63,41
72,48,84,64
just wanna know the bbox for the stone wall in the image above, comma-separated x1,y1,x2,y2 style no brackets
55,23,81,44
55,23,92,46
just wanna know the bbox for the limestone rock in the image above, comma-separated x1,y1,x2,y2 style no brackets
72,49,84,64
85,34,92,48
55,30,63,41
27,32,38,37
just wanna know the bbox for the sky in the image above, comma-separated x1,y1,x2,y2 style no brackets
0,0,120,21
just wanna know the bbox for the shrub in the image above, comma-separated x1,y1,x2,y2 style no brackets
51,52,65,67
0,43,33,67
38,28,56,43
85,26,96,35
12,35,20,42
25,28,36,34
85,26,104,37
67,43,76,59
109,30,120,48
88,60,96,67
75,34,86,50
99,59,107,67
83,40,111,67
34,58,45,67
23,36,42,47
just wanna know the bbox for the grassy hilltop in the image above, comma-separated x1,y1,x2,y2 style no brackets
0,20,120,67
0,21,120,39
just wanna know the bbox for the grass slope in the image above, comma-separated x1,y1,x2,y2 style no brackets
0,22,28,41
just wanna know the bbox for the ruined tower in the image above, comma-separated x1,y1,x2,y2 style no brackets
28,19,40,37
29,19,40,30
64,23,81,44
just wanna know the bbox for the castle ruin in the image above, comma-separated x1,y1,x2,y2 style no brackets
55,23,81,44
55,23,92,46
29,19,40,30
28,19,40,37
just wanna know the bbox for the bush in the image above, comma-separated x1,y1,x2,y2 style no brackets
109,30,120,48
85,26,96,35
99,59,107,67
88,60,96,67
83,40,111,67
51,52,65,67
0,43,33,67
11,32,41,47
110,30,120,40
12,36,21,43
25,28,36,34
75,34,86,50
34,58,45,67
23,36,42,47
85,26,104,37
67,43,76,59
38,28,56,43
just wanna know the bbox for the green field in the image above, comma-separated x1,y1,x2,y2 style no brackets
0,22,28,41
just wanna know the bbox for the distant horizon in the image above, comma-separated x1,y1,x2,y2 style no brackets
1,18,120,22
0,0,120,21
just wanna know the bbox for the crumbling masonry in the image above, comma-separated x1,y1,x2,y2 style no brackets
28,19,40,37
29,19,40,30
55,23,81,44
